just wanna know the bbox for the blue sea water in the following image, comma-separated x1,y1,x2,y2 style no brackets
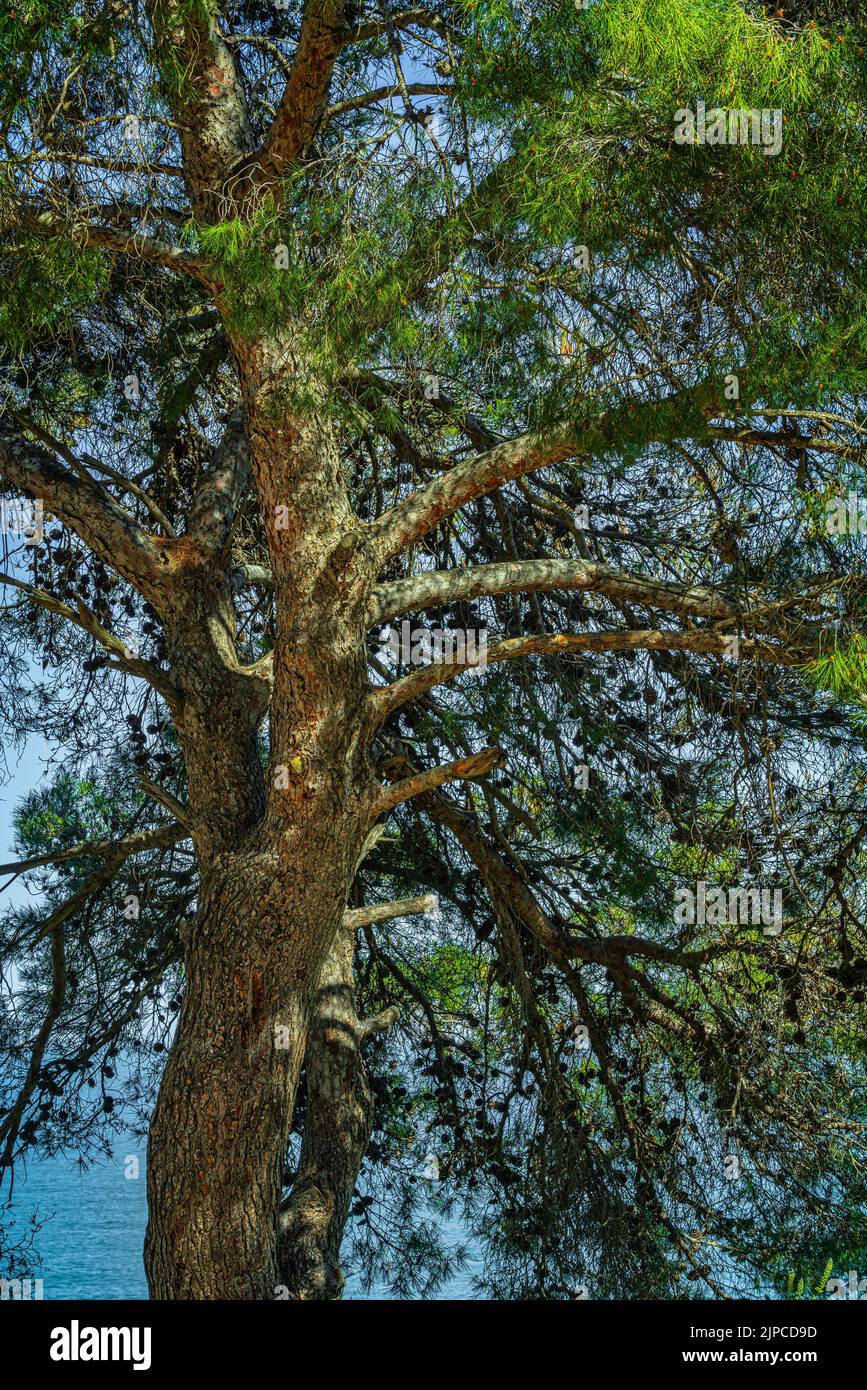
7,1143,149,1300
5,1142,478,1300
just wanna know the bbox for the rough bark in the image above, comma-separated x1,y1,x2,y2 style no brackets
143,335,378,1298
145,852,311,1299
143,826,373,1298
276,923,385,1300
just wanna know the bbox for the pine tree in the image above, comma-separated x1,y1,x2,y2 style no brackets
1,0,866,1299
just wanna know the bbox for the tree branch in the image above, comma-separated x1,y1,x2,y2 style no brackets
230,563,274,591
12,148,186,179
369,746,505,819
323,81,451,122
368,381,719,560
0,925,65,1170
370,557,739,626
0,420,170,604
422,789,737,972
16,413,177,537
361,158,518,343
137,775,196,835
710,424,866,464
146,0,254,217
248,0,347,196
188,411,251,553
0,570,178,700
346,9,461,45
372,628,806,722
356,1005,401,1038
14,205,214,285
0,822,184,879
342,892,438,929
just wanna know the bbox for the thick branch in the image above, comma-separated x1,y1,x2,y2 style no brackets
373,629,804,722
188,412,251,553
369,381,719,560
250,0,347,194
230,564,274,591
357,1005,400,1038
710,424,866,464
277,921,372,1300
0,420,170,603
146,0,254,217
342,892,437,929
370,557,739,626
17,415,178,537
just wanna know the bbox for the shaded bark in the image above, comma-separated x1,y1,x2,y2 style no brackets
276,923,393,1300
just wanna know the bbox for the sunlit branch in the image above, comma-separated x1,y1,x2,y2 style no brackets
0,822,185,879
371,628,806,723
368,745,506,818
369,381,719,560
370,557,739,626
342,892,438,928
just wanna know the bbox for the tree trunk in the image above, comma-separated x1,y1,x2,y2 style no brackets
143,360,379,1297
276,922,392,1299
144,851,331,1297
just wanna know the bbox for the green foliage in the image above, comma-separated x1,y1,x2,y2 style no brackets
805,632,867,724
0,230,106,358
13,771,141,860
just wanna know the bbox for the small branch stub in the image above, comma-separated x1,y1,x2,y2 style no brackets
370,747,506,819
